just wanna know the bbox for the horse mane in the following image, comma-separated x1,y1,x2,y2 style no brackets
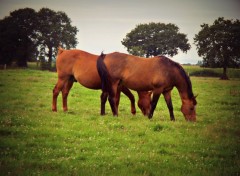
160,56,195,100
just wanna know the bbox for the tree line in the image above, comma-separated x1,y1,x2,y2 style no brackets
122,19,240,80
0,8,239,79
0,8,78,70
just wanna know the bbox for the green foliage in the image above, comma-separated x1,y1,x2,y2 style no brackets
37,8,78,70
0,69,239,175
122,22,190,57
194,17,240,79
0,8,78,69
0,8,38,67
127,46,145,57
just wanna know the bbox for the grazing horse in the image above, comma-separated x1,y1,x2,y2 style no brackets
52,48,151,115
97,52,197,121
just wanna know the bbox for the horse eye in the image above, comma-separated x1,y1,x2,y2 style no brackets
190,107,194,111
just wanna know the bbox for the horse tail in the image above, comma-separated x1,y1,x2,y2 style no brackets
97,53,113,96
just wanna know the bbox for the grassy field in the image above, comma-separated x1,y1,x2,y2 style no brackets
0,68,240,175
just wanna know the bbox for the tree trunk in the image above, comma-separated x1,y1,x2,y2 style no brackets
220,66,229,80
47,46,53,70
17,50,28,68
17,58,28,67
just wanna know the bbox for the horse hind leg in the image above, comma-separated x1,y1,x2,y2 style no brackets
108,96,118,116
100,85,122,116
120,85,136,115
115,85,121,113
100,92,108,115
52,78,67,111
148,93,161,119
108,82,119,116
62,78,74,111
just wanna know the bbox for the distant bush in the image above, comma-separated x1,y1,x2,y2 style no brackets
183,65,240,78
190,70,222,77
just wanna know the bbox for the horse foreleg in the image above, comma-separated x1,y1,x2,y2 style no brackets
163,91,175,121
100,92,108,115
52,79,66,111
148,93,161,119
62,79,74,111
121,85,136,115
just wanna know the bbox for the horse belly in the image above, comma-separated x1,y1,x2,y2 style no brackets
75,73,101,90
77,78,101,89
73,60,102,89
123,78,153,91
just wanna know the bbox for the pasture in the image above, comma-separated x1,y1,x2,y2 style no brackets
0,67,240,175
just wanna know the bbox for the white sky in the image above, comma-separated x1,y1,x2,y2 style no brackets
0,0,239,64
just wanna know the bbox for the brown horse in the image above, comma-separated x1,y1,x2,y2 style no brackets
52,48,151,115
97,52,197,121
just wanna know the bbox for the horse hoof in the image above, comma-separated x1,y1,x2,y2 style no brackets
148,114,153,119
131,111,136,115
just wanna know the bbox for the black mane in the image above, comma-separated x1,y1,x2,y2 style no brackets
159,56,194,99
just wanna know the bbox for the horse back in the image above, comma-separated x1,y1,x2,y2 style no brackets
103,53,178,91
56,49,97,73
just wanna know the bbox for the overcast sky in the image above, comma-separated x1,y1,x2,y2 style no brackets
0,0,239,64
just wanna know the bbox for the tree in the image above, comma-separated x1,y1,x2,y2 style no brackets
122,22,190,57
194,17,240,80
0,8,37,67
196,60,203,67
0,7,78,69
37,8,78,69
0,16,16,66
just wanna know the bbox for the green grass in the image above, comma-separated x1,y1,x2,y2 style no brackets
0,68,240,175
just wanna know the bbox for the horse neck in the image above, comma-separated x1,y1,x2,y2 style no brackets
174,70,193,102
176,82,190,102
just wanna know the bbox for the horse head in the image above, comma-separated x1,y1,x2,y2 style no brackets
137,91,152,116
181,95,197,122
